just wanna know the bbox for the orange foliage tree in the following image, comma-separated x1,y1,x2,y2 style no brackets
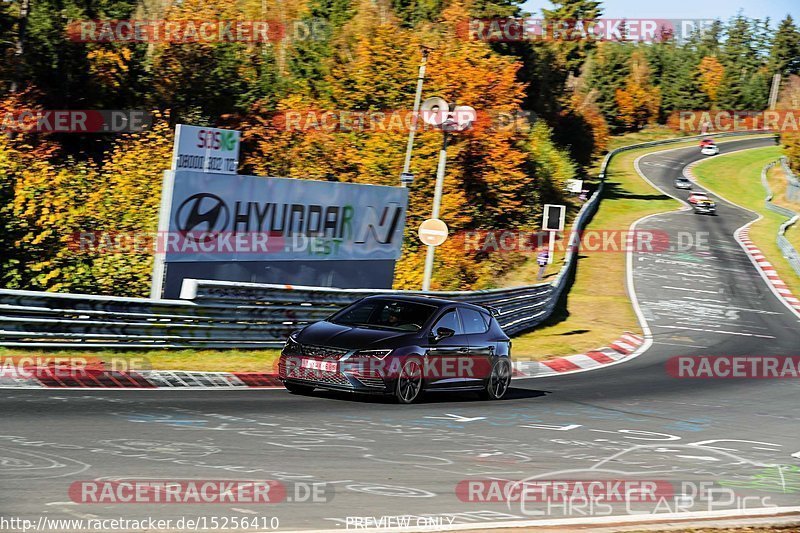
239,0,558,290
697,56,725,104
615,51,661,130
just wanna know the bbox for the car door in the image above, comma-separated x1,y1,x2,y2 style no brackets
424,307,470,389
458,307,494,386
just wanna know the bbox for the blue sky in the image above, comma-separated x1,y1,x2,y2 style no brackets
519,0,799,24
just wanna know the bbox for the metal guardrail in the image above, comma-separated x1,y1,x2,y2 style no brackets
780,157,800,203
0,289,291,349
0,131,773,349
180,280,554,338
762,159,800,277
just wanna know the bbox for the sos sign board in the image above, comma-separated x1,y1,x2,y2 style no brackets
171,124,240,175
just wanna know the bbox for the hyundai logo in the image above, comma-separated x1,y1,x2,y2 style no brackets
175,193,230,240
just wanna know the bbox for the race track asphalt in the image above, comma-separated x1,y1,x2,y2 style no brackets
1,136,798,531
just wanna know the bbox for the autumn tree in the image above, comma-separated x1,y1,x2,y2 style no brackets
697,55,725,104
614,51,661,130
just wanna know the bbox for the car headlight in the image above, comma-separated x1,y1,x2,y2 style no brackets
353,349,392,359
284,331,301,351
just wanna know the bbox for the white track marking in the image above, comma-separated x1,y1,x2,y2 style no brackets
660,286,719,294
654,324,776,339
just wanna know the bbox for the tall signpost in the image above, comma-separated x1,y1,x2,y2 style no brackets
400,48,430,187
419,98,476,291
542,204,566,265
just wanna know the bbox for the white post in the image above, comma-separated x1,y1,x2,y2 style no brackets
768,73,781,111
421,135,448,291
547,231,555,265
401,49,428,186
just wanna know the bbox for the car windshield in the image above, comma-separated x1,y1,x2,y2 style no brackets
330,299,438,331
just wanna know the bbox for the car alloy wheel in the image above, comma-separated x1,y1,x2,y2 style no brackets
396,359,423,404
482,359,511,400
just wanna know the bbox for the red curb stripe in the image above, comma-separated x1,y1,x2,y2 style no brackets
233,373,282,387
610,342,632,355
111,372,153,388
586,351,615,364
623,331,644,341
541,358,582,372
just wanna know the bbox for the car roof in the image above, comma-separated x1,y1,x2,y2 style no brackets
361,294,491,314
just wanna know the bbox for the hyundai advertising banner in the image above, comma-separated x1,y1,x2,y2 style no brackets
162,170,408,263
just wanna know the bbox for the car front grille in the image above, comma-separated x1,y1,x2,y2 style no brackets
278,354,351,387
285,366,351,386
301,344,349,359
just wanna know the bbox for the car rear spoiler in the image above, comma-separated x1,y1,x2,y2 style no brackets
482,305,501,317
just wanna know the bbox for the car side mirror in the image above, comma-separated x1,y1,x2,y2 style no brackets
432,327,455,342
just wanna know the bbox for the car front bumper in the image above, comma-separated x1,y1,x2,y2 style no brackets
278,355,393,394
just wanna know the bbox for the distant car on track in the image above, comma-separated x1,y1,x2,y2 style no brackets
692,198,717,215
687,192,710,204
278,295,512,403
701,143,719,155
687,191,717,213
674,177,692,189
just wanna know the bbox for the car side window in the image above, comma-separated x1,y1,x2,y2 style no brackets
432,309,464,336
459,307,490,334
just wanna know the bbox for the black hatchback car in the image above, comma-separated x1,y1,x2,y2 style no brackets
278,295,512,403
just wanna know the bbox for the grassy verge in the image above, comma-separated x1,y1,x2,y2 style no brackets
510,135,772,361
0,347,282,373
691,146,800,299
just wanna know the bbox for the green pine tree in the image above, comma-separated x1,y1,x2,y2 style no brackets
770,15,800,74
542,0,603,75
